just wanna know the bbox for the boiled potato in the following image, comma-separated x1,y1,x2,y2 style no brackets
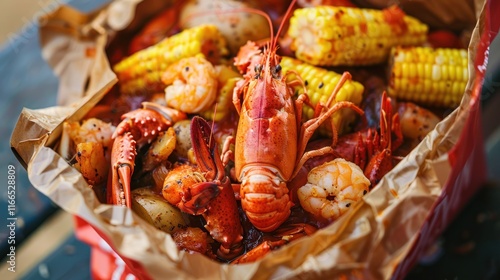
173,119,193,159
74,142,109,185
132,187,188,233
142,127,177,172
179,0,271,54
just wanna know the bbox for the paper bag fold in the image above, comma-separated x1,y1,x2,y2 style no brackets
11,0,489,279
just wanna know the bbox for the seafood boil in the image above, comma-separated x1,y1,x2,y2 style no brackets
57,0,468,264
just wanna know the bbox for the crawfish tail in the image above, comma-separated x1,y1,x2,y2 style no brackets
240,166,292,232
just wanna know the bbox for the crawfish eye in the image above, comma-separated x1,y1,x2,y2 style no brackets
271,64,282,79
254,64,262,73
274,64,282,73
254,64,263,79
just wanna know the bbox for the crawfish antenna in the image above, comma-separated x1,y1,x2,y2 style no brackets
272,0,297,50
208,103,219,148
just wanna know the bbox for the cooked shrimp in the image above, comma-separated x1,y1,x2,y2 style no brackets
297,158,370,221
161,56,218,113
64,118,116,148
60,118,116,160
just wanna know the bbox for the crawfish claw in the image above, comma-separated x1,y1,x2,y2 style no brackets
179,182,220,215
141,101,187,124
188,116,244,260
113,164,133,207
109,133,136,207
190,116,225,180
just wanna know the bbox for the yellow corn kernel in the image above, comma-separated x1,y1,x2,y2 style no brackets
113,24,228,96
280,56,364,136
199,65,241,121
287,6,428,66
388,46,468,108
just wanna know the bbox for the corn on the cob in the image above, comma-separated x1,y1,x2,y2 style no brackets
388,46,468,108
200,65,241,121
280,56,364,136
113,24,229,96
286,6,428,66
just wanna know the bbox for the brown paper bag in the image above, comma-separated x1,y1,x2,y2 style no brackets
11,0,491,279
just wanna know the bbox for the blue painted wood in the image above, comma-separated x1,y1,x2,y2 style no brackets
19,233,91,280
1,16,60,258
0,0,109,259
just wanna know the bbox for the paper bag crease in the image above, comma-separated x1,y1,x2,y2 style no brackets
11,0,488,279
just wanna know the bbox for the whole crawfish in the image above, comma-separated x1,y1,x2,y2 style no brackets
232,0,363,232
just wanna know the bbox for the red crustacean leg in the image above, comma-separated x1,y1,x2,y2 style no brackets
108,105,180,207
109,132,136,207
112,108,170,147
190,116,225,182
293,72,364,178
378,92,393,150
364,149,393,186
232,223,317,264
142,101,187,125
353,132,368,170
292,100,364,178
205,178,244,259
272,223,318,241
366,129,377,158
293,100,364,178
363,92,401,186
190,116,244,260
220,135,235,168
391,112,403,152
231,240,286,264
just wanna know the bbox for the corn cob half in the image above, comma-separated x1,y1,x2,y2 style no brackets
388,46,468,108
280,56,364,136
286,6,428,66
113,24,229,96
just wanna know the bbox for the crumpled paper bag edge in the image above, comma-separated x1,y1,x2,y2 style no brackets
10,0,488,279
